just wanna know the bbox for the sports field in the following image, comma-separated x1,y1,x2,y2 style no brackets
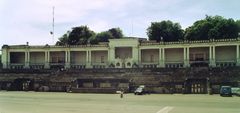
0,91,239,113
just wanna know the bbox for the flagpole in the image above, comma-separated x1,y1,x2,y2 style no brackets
52,6,55,44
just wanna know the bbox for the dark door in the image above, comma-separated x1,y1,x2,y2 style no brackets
185,79,207,94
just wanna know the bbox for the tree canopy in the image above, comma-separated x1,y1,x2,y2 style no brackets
147,20,184,42
56,27,123,45
56,15,240,45
56,26,95,45
91,27,124,44
184,15,239,40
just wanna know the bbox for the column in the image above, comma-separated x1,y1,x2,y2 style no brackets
212,46,216,67
159,48,164,67
44,51,50,69
184,48,190,67
209,46,216,67
186,47,190,67
209,46,212,66
162,48,165,67
109,47,115,65
138,49,142,68
86,51,88,65
1,46,8,69
86,50,92,68
24,50,30,69
132,46,139,65
65,50,70,69
236,45,240,66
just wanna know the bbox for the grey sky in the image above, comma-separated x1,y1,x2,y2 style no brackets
0,0,240,48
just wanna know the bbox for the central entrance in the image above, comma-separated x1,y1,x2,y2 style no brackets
185,78,207,94
115,47,133,68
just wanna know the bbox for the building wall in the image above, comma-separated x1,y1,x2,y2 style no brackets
70,51,86,64
189,47,209,61
30,52,45,64
141,49,159,63
165,48,184,63
91,51,108,63
50,51,65,63
216,46,236,62
115,47,132,59
10,52,25,63
2,38,240,69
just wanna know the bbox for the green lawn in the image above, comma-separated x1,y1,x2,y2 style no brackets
0,91,239,113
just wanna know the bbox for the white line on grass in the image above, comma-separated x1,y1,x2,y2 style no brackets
156,106,174,113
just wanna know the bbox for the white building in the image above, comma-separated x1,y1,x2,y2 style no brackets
1,38,240,69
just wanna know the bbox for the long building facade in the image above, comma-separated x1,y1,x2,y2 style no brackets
1,38,240,70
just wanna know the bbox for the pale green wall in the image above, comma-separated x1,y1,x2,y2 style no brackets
189,47,209,61
30,52,45,64
10,52,25,63
165,48,184,62
70,51,86,64
216,46,236,61
115,47,132,59
141,49,159,63
91,51,108,63
50,51,65,63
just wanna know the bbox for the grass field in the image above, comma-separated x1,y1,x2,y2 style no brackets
0,91,239,113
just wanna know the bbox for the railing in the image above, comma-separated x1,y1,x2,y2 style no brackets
92,62,108,69
9,63,24,69
165,62,184,68
216,60,236,67
70,63,86,69
29,63,44,69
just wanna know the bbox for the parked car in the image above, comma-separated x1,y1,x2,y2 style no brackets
220,86,232,97
231,87,240,96
134,85,149,95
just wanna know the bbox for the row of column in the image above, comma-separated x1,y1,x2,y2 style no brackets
2,45,240,69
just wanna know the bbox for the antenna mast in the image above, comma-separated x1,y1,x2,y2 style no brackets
51,6,55,44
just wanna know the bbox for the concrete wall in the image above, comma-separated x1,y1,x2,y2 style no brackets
165,48,184,63
189,47,209,61
216,46,236,62
50,51,65,63
70,51,86,64
141,49,159,63
115,47,132,59
30,52,45,64
10,52,25,63
91,51,108,63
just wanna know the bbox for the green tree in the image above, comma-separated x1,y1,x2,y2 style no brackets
90,28,124,44
185,15,239,40
108,27,123,39
68,26,95,45
147,20,184,42
56,26,95,45
56,31,70,46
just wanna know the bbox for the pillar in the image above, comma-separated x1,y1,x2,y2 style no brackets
65,50,70,69
44,51,50,69
139,49,142,67
24,50,30,69
109,47,115,65
159,48,165,67
237,45,240,66
1,46,8,69
132,46,139,65
209,46,216,67
86,50,92,68
184,47,189,67
162,48,165,67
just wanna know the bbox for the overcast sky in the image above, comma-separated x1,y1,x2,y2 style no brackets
0,0,240,48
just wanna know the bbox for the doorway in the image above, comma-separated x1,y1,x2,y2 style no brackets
185,78,207,94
